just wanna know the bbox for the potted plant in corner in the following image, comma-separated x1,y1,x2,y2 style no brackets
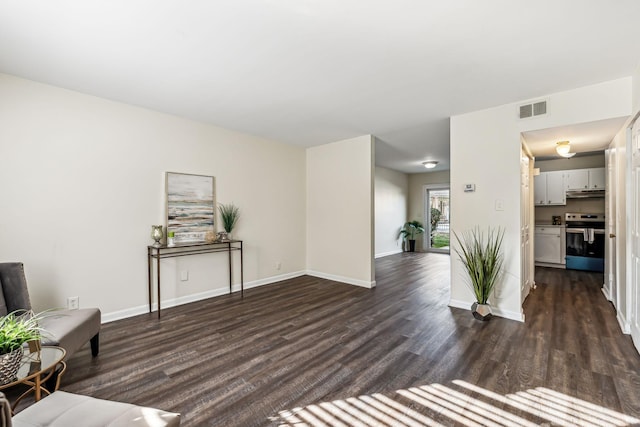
398,220,426,252
0,310,45,384
453,226,504,321
218,203,240,241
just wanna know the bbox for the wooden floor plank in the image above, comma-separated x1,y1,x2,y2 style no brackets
22,254,639,426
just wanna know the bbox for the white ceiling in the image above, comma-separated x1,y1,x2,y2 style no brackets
523,117,630,160
1,1,639,173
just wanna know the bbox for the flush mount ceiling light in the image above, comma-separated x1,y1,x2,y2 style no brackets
556,141,576,158
423,161,438,169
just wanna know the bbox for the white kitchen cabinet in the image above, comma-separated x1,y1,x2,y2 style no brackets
565,169,589,190
588,167,605,189
546,171,566,204
533,174,546,205
535,226,565,265
565,167,605,190
534,171,566,206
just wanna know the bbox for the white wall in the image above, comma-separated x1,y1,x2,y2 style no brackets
374,166,408,258
633,63,640,113
0,74,307,321
307,135,375,287
450,77,632,321
451,108,523,320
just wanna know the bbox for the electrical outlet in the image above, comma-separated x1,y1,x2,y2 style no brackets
180,270,189,281
276,262,281,270
67,296,79,310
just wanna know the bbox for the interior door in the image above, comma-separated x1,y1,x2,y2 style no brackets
630,119,640,353
605,148,616,302
520,149,533,303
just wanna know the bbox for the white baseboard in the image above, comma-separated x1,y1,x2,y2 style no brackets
601,286,611,301
102,303,155,323
103,269,372,323
448,298,470,311
534,262,566,269
617,311,631,334
375,249,403,259
306,270,376,289
234,270,306,292
448,298,525,322
102,270,306,323
493,306,525,323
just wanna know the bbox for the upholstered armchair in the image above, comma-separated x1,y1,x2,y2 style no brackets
0,263,100,359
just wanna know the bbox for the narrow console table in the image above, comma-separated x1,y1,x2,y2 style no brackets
147,240,243,318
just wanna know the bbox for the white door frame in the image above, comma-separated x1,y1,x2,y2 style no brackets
628,116,640,352
521,144,535,303
604,147,616,304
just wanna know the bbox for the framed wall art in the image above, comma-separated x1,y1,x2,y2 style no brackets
166,172,216,244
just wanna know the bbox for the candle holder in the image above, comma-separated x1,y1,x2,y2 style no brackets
151,225,164,247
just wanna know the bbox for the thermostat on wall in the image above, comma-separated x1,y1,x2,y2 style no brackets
464,184,475,192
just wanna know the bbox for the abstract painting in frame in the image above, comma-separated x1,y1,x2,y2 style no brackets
166,172,216,244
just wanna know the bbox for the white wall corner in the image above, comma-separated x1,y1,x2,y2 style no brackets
306,135,375,285
306,270,376,289
375,249,403,258
374,166,409,263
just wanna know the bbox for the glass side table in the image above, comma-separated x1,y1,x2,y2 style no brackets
0,346,66,411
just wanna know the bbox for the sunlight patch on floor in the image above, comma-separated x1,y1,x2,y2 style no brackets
270,380,640,427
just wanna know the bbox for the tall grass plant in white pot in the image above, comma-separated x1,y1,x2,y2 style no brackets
453,227,505,321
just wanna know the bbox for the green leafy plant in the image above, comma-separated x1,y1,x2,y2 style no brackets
0,310,46,354
453,227,505,304
218,203,240,233
398,220,426,241
430,208,442,233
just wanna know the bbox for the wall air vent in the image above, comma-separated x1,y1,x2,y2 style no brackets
519,104,533,119
518,100,547,119
533,101,546,115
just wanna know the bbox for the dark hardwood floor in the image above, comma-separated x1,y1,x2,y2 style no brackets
52,253,639,426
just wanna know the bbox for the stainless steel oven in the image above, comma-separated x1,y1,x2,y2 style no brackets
565,213,605,272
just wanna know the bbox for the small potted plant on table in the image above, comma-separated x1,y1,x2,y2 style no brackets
218,203,240,241
0,310,45,384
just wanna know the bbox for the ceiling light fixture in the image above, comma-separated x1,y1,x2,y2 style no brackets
423,161,438,169
555,141,576,158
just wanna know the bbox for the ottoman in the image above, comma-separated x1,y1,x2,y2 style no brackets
6,391,180,427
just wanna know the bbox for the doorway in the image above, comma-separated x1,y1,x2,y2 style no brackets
424,186,450,253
